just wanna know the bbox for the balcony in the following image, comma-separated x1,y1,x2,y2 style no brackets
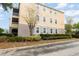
11,17,19,28
13,8,19,16
12,28,18,36
12,18,19,23
11,24,18,28
13,13,19,16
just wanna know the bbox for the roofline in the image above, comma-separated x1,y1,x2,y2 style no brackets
36,3,64,13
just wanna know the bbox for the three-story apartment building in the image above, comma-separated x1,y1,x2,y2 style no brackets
9,3,65,37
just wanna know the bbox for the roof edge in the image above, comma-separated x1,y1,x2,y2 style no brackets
36,3,64,13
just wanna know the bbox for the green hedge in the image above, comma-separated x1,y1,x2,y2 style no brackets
0,33,14,37
0,36,8,42
0,35,41,42
7,36,26,42
26,35,41,41
72,34,79,38
40,34,72,40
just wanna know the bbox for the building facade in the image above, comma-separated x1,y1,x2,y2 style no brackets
9,3,65,37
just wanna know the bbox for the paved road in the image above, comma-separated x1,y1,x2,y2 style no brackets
0,40,79,56
39,41,79,56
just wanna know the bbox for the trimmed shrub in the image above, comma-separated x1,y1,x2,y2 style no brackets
26,35,41,41
0,28,4,33
72,34,79,38
7,35,41,42
40,34,72,40
0,35,41,42
7,36,26,42
0,36,8,42
0,33,14,37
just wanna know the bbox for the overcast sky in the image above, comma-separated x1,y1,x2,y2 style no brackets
0,3,79,30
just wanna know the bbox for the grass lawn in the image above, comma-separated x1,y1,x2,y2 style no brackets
0,39,78,49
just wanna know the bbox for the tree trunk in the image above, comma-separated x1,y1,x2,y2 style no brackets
29,29,33,36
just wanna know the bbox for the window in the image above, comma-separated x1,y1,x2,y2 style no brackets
55,19,57,24
50,29,52,33
50,18,52,23
55,29,57,34
54,12,57,14
36,27,39,33
43,17,46,22
36,5,39,9
12,18,19,24
43,28,46,33
13,8,19,16
43,7,46,11
36,15,39,21
50,10,52,13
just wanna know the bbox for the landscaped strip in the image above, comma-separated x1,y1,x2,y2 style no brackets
0,38,78,49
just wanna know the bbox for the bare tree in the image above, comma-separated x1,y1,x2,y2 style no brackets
22,7,37,36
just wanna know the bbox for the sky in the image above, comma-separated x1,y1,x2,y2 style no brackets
46,3,79,23
0,3,79,30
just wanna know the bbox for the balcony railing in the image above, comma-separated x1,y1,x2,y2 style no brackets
11,24,18,28
13,13,19,16
12,22,18,24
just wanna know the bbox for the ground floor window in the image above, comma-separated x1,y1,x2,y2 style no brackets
56,29,57,34
50,29,53,33
43,28,46,33
36,27,39,33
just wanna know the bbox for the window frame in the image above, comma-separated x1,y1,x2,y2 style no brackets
55,19,57,24
36,27,39,33
50,29,53,33
36,15,39,21
43,28,46,33
43,7,46,11
43,17,46,22
50,18,52,23
55,29,57,34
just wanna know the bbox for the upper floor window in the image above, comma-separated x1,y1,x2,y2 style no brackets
50,10,52,13
43,7,46,11
43,17,46,22
43,28,46,33
13,8,19,14
50,18,52,23
54,12,57,14
55,19,57,24
36,27,39,33
36,5,39,9
36,15,39,21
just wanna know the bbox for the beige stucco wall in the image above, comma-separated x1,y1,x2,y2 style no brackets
35,4,64,28
18,3,65,37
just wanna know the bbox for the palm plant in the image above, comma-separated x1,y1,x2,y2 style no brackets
0,3,12,10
